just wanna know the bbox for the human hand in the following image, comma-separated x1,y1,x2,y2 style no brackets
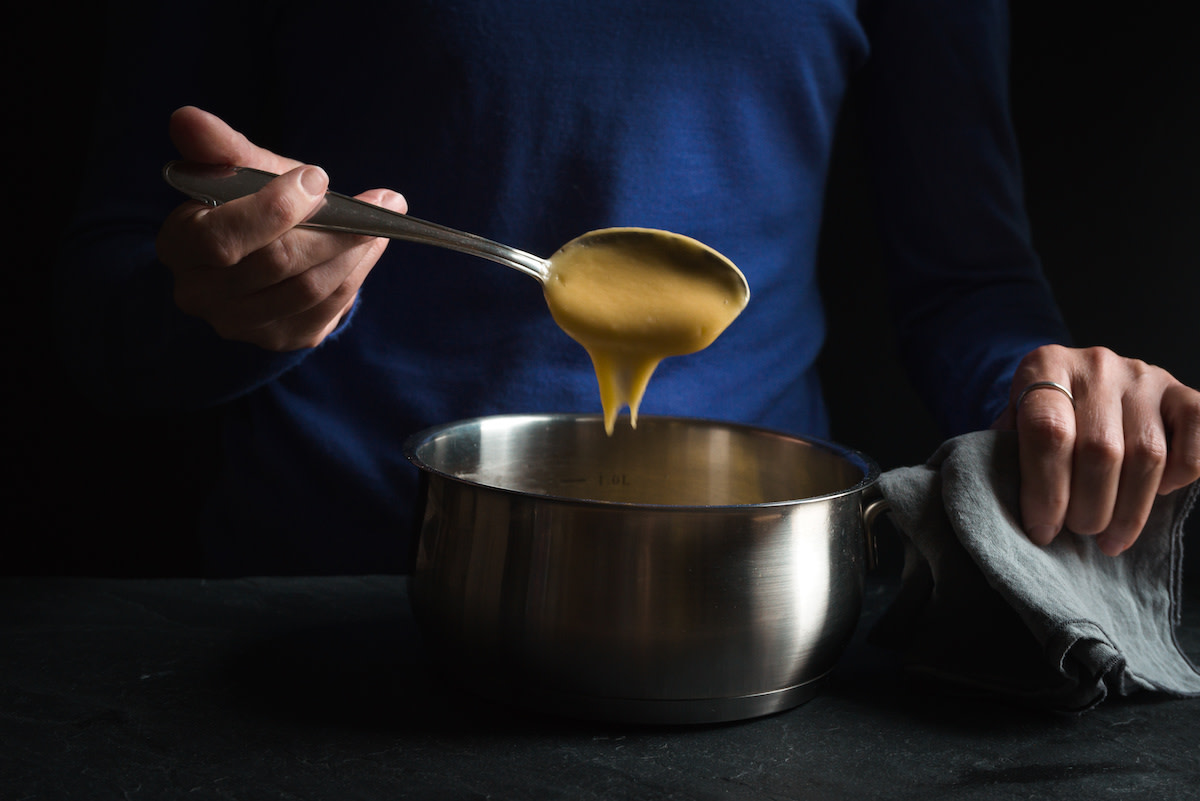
993,345,1200,555
155,106,407,351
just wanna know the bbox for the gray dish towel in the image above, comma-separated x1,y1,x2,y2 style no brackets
871,429,1200,712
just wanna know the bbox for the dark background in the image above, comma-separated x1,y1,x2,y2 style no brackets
5,5,1198,577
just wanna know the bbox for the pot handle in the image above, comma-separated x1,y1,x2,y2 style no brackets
861,494,891,571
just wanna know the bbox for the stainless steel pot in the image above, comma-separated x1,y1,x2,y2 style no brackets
405,413,882,724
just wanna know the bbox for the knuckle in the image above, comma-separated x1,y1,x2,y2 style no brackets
1022,410,1074,453
1076,430,1124,468
206,230,245,269
1173,391,1200,427
184,228,243,269
1020,343,1065,368
259,190,303,232
1014,344,1061,384
289,269,332,308
253,237,305,285
160,215,244,270
179,211,247,268
1123,360,1163,397
1080,345,1117,372
1127,429,1168,473
288,259,363,312
1129,358,1155,379
326,277,359,307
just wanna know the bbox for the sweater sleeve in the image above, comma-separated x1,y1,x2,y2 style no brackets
52,8,324,415
859,0,1072,435
54,217,322,414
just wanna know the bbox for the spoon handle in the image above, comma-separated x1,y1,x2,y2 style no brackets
162,161,550,283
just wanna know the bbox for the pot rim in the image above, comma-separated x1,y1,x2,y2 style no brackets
403,412,880,511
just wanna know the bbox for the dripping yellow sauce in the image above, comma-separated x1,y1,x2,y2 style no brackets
543,228,748,434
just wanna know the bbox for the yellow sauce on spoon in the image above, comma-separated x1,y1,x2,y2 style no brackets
543,228,749,434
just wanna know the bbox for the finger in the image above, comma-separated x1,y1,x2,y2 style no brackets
162,165,330,275
1063,382,1125,537
1159,382,1200,494
275,245,381,348
355,186,408,216
169,106,301,175
222,188,407,296
230,243,381,352
1001,344,1070,431
225,227,370,297
1016,380,1077,545
250,187,402,327
1094,402,1169,556
215,231,388,336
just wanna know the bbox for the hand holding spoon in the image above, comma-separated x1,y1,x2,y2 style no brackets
163,161,750,432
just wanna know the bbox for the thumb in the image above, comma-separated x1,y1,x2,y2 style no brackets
168,105,301,175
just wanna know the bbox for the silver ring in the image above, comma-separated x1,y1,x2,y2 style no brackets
1015,380,1075,410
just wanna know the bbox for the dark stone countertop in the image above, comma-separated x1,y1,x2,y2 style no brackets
2,575,1197,800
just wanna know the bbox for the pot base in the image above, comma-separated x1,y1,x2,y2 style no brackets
464,669,833,726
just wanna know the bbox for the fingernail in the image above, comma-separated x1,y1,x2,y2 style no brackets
1026,524,1058,546
299,166,328,198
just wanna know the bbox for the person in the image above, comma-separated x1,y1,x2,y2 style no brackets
56,1,1200,576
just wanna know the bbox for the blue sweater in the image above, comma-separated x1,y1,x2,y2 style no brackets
56,0,1069,575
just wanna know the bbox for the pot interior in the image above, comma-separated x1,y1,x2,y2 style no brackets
406,414,876,506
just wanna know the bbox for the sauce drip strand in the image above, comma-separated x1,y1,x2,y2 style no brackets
543,228,748,435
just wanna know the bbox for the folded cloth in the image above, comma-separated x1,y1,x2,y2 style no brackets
870,429,1200,712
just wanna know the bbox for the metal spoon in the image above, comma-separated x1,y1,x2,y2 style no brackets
161,160,749,304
